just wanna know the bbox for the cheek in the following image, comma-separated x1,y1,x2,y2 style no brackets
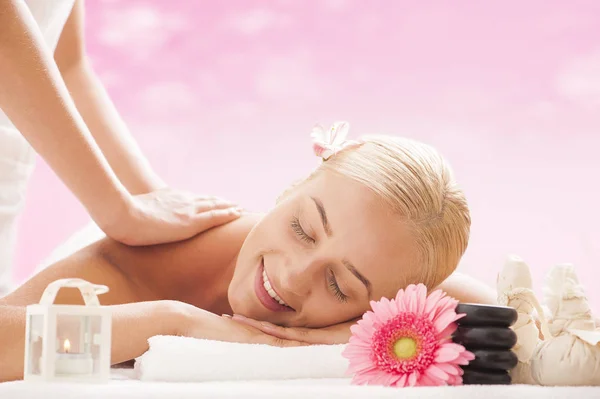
237,211,290,265
253,208,295,248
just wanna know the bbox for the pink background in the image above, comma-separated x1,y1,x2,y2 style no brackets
14,0,600,306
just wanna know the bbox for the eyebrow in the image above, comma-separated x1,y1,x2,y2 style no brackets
310,196,373,297
311,196,332,236
343,259,373,298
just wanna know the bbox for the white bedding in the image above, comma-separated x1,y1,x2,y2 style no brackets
3,223,600,397
2,372,600,399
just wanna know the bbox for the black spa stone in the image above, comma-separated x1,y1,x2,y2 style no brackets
461,368,511,385
467,349,518,371
452,326,517,350
455,304,518,328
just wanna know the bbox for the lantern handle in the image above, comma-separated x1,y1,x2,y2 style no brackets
39,278,109,306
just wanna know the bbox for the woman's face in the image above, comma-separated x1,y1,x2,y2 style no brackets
228,170,416,328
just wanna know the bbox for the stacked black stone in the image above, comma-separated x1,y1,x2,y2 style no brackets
452,304,519,385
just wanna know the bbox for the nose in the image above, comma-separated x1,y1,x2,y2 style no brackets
278,255,323,301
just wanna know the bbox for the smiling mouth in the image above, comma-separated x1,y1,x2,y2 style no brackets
255,258,295,312
261,268,290,307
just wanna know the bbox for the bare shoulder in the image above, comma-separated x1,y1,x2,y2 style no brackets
0,239,141,307
0,214,261,308
100,214,261,301
436,272,498,305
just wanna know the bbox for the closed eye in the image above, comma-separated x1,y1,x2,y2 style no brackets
327,269,348,303
290,216,315,244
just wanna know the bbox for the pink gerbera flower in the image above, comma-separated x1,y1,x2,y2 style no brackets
342,284,474,387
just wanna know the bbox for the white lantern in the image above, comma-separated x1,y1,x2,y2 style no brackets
24,278,112,382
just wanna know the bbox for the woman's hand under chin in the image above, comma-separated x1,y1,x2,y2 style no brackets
173,302,308,347
229,314,359,345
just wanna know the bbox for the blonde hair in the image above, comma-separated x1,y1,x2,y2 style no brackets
308,135,470,290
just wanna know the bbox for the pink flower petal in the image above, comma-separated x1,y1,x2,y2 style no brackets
367,301,389,325
415,284,427,313
420,373,446,386
432,296,457,320
371,372,396,386
394,287,406,302
349,323,374,342
345,283,470,388
424,289,444,316
404,285,418,308
433,309,460,332
346,364,373,376
417,374,435,386
385,298,398,317
425,364,450,382
394,295,406,313
408,371,418,386
455,349,475,365
371,297,394,322
353,371,376,385
436,362,461,376
343,348,372,363
394,374,408,387
434,345,461,363
447,375,463,385
463,350,475,361
388,373,404,386
358,311,379,329
436,324,458,340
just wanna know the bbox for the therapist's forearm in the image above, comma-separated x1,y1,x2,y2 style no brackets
61,60,166,195
0,1,131,225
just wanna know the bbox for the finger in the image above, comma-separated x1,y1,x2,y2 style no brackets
195,198,237,213
231,315,280,333
255,335,309,348
272,337,310,348
232,315,316,343
193,207,242,231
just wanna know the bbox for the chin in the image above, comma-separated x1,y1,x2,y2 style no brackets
227,280,256,317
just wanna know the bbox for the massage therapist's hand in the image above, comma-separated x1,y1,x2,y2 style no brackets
230,314,359,345
173,303,307,347
103,189,243,246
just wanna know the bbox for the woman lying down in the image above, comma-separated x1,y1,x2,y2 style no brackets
0,124,496,382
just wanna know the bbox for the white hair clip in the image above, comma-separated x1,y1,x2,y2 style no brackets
311,121,361,161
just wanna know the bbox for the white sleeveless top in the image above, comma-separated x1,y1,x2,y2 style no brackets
0,0,75,294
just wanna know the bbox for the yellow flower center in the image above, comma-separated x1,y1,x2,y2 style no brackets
393,337,417,359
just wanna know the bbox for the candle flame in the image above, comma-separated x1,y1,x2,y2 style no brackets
63,339,71,353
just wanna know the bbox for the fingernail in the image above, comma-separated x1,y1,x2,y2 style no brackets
232,314,246,320
222,314,232,318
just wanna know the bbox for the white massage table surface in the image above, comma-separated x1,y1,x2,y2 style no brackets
2,372,600,399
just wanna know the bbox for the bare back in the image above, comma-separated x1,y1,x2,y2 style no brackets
0,214,260,313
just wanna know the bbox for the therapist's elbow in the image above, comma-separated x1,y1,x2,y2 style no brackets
56,54,92,83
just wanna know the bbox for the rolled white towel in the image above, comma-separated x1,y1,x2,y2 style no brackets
134,335,349,382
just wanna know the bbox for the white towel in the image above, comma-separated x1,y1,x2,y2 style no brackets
134,335,349,382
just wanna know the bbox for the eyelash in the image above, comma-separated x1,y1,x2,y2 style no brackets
290,216,315,244
327,269,349,303
289,216,348,303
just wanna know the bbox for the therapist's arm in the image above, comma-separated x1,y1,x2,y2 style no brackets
0,0,130,226
55,1,164,195
0,1,241,245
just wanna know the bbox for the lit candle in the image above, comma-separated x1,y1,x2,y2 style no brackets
54,339,93,375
